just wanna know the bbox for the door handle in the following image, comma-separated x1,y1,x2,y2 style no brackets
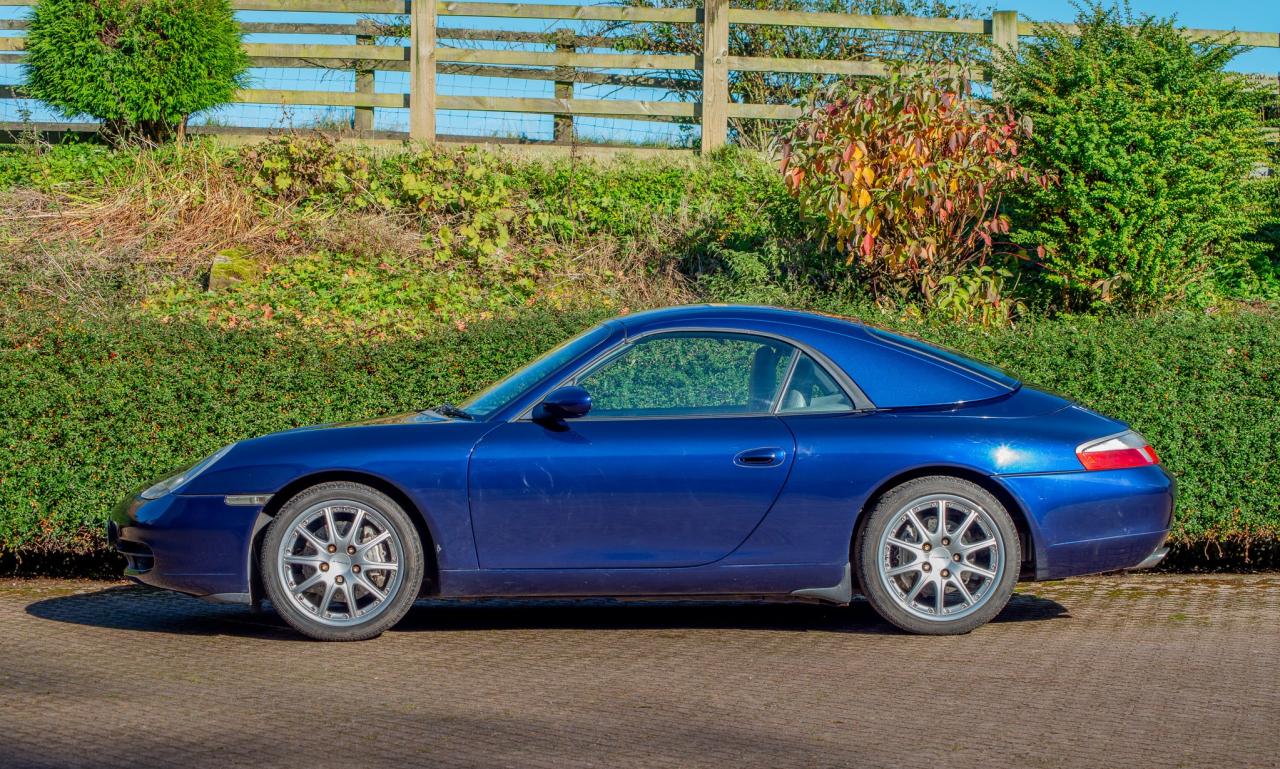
734,447,786,468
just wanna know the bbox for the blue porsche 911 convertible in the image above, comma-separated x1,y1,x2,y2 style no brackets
110,305,1173,640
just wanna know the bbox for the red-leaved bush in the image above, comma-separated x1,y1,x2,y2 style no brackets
780,65,1049,301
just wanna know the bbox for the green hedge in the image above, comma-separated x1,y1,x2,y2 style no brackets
2,304,1277,566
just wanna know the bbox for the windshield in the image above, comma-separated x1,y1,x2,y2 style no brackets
462,324,614,419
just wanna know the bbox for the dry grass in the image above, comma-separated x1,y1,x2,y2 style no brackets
5,151,279,280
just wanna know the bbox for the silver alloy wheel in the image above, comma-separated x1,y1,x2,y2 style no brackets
275,500,405,627
875,493,1006,622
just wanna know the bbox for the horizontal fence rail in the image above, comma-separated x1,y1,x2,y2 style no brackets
0,0,1277,151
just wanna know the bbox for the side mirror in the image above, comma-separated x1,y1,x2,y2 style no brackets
535,386,592,421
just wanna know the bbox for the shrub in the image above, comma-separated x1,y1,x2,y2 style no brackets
780,64,1046,304
995,3,1270,310
22,0,249,141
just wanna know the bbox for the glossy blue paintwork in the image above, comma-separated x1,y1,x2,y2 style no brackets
110,305,1174,601
470,417,796,568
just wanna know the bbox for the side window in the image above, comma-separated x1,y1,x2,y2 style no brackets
777,353,854,414
576,333,796,417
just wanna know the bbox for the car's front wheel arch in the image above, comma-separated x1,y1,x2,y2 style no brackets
256,470,439,596
852,465,1038,582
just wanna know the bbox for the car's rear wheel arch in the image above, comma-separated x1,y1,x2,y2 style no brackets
852,466,1037,580
257,471,439,596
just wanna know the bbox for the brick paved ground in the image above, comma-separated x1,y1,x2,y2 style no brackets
0,574,1277,769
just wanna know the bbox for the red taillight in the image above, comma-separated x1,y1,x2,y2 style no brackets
1076,431,1160,471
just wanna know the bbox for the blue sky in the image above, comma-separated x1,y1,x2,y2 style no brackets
2,0,1277,143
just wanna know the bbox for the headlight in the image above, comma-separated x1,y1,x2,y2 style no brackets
140,443,237,500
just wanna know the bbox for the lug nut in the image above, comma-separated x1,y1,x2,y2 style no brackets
347,545,357,555
922,563,931,572
319,562,329,572
941,537,950,546
922,543,932,552
940,569,950,578
352,565,361,574
953,554,962,562
327,544,337,554
335,575,345,585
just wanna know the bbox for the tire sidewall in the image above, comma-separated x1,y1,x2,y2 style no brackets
261,481,425,641
855,476,1020,635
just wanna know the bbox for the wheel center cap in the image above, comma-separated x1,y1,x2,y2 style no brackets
330,553,352,572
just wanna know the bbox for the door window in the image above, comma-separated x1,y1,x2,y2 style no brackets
575,332,796,417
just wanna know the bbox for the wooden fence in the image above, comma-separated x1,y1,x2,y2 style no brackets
0,0,1278,153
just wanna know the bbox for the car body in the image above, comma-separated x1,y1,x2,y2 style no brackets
110,305,1174,638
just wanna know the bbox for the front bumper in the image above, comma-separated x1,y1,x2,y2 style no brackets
109,490,267,599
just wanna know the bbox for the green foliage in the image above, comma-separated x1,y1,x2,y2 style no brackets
933,266,1026,326
0,140,145,191
781,64,1045,305
1,303,1277,562
22,0,248,141
995,3,1271,310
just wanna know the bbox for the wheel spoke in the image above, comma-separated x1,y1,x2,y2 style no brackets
362,560,399,572
355,530,391,558
355,573,387,602
937,499,949,535
341,582,357,617
298,527,328,553
961,538,998,556
951,575,975,606
887,536,924,556
283,554,326,567
885,562,920,578
934,579,945,614
293,571,325,594
954,511,978,541
323,507,338,545
905,510,931,541
959,562,996,580
346,509,366,547
317,581,338,616
904,574,929,605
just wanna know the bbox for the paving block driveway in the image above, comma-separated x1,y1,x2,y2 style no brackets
0,574,1277,769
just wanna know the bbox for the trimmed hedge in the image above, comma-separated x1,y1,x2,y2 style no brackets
1,304,1277,568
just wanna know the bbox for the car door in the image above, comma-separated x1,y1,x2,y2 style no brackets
468,331,800,569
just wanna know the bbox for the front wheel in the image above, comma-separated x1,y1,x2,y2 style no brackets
261,481,424,641
855,476,1020,635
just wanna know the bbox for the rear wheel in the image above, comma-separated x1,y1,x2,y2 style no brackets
855,476,1019,635
261,481,424,641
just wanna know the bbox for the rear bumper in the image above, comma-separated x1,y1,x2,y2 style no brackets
109,490,265,599
999,464,1175,580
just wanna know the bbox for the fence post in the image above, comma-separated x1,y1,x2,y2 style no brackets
410,0,436,142
554,30,575,144
990,10,1018,97
700,0,729,154
354,18,375,134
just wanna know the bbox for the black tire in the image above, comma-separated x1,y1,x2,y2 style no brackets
855,476,1020,635
261,481,424,641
